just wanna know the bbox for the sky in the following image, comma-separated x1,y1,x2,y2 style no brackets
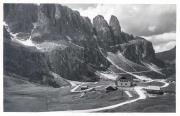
64,4,176,53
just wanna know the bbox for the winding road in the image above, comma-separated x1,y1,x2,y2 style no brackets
66,76,169,112
65,49,169,112
4,22,170,112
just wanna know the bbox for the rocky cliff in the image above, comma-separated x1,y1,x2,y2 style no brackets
31,4,94,43
3,28,61,87
3,4,165,85
4,4,38,34
31,4,110,81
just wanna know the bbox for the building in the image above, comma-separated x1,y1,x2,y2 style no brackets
115,76,133,87
80,85,89,90
145,86,163,95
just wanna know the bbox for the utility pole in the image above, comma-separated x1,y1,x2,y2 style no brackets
121,87,124,97
45,88,49,111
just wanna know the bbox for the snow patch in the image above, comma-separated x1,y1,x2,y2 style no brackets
36,42,67,52
13,38,36,47
4,22,68,52
99,72,118,80
4,22,37,47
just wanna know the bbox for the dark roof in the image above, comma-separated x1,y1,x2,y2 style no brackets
106,86,118,91
120,76,127,79
117,76,132,81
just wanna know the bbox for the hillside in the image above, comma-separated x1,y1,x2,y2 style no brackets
4,4,166,86
156,47,176,63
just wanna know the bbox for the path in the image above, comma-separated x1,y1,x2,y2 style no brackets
125,91,133,97
66,86,146,112
65,76,169,112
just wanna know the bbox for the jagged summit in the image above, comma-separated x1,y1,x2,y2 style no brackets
109,15,121,34
93,15,113,49
3,4,165,84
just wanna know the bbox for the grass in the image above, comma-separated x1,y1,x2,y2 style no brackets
4,74,175,112
4,74,134,112
104,94,175,112
104,82,176,112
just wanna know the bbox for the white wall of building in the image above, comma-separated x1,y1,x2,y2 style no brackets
117,81,131,87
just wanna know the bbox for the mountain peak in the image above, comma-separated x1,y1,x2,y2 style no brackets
93,15,109,27
109,15,121,36
4,4,166,83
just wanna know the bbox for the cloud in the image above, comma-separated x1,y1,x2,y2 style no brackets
65,4,176,53
154,41,176,53
63,4,97,10
143,32,176,53
71,4,176,36
148,26,156,32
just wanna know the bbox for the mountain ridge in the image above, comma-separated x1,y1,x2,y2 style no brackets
3,4,166,86
156,47,176,62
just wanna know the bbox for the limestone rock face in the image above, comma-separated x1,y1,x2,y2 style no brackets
120,38,155,63
3,26,11,42
93,15,113,49
109,15,122,44
4,40,61,87
31,4,94,43
3,4,165,84
3,25,61,87
31,4,110,79
109,15,121,35
4,4,38,34
46,45,99,82
109,15,130,45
